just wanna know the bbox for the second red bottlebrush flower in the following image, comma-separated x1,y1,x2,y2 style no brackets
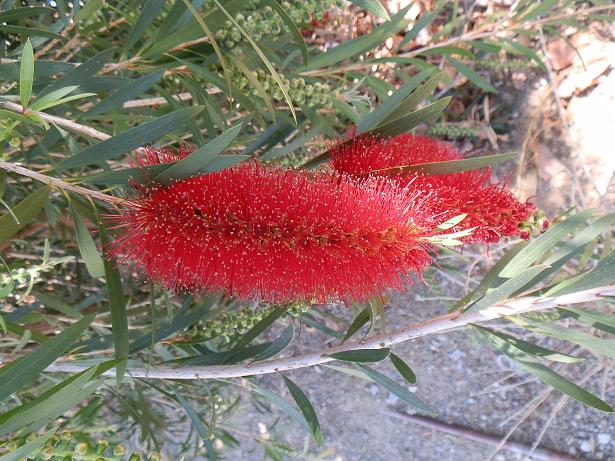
329,133,537,244
109,160,436,303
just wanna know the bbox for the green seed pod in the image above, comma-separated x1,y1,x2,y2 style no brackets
113,444,126,456
128,453,142,461
148,452,161,461
40,447,54,460
95,440,109,455
75,442,88,455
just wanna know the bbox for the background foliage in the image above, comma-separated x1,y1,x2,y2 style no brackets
0,0,614,459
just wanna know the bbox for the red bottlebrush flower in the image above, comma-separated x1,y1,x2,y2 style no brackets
329,133,536,244
129,144,195,168
109,161,435,303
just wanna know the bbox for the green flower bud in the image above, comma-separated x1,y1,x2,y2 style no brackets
75,442,88,455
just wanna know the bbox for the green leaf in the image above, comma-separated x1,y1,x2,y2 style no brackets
453,242,528,311
558,306,615,331
0,361,117,435
499,210,596,278
70,204,104,278
29,85,79,111
463,265,547,314
348,0,390,20
56,106,204,169
0,314,95,402
264,0,309,65
0,7,54,22
342,307,371,343
381,72,443,126
476,326,613,412
251,322,295,362
510,316,615,360
501,39,547,72
0,426,58,461
98,221,128,385
306,5,410,70
84,70,165,116
473,325,583,363
74,0,104,22
175,391,217,461
397,2,444,49
389,353,417,384
545,251,615,296
125,0,165,50
30,92,95,112
329,348,391,363
0,25,66,41
224,308,288,362
213,0,297,122
282,376,323,445
250,382,311,432
357,68,435,132
0,185,50,245
357,364,432,413
155,122,242,184
368,97,451,138
0,109,31,124
374,152,516,176
19,38,34,109
447,57,497,93
38,48,115,99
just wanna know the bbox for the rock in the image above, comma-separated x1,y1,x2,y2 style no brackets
597,433,611,445
580,439,594,453
448,349,463,361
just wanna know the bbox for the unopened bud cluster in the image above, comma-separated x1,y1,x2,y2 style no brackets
188,302,310,342
0,430,160,461
427,124,480,139
212,0,341,48
475,58,531,72
226,68,337,108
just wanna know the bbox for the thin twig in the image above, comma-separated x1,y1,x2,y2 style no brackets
385,411,582,461
42,285,615,379
0,101,110,141
0,161,123,205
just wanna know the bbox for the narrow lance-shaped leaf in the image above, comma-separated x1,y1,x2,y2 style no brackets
348,0,390,20
473,325,583,363
476,326,613,412
264,0,309,65
390,353,417,384
282,376,323,445
329,348,391,363
156,122,242,184
250,322,295,363
0,185,50,245
56,106,204,169
70,204,105,278
499,210,596,278
19,38,34,108
0,314,95,401
371,152,516,176
98,221,129,385
357,364,432,413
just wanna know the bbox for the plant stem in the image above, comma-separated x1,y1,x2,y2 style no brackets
0,161,123,204
0,101,110,141
43,285,615,380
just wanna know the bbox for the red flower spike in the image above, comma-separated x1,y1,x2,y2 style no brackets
129,144,195,168
109,161,435,303
329,133,536,244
